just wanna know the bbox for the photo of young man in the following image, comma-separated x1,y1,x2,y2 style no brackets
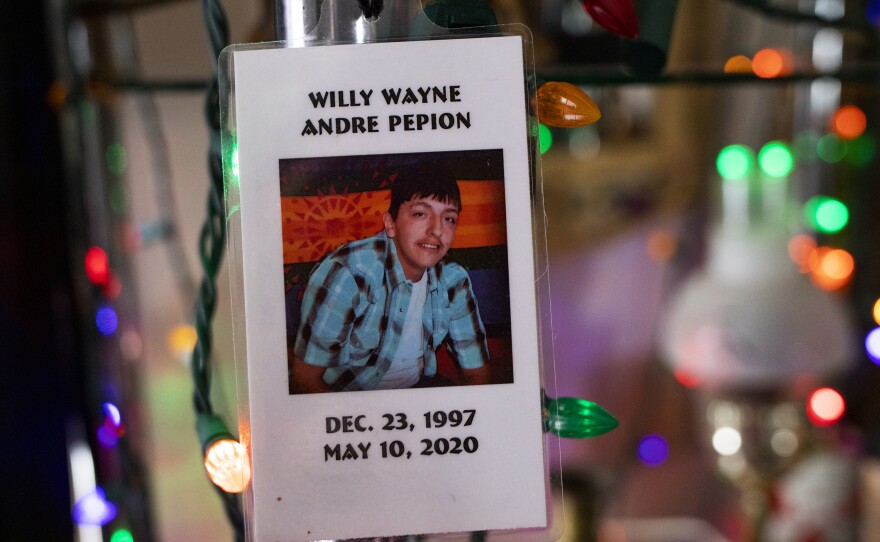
290,165,491,392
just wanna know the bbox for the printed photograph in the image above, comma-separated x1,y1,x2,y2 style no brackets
282,150,513,393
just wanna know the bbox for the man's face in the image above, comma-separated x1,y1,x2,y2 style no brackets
383,196,459,281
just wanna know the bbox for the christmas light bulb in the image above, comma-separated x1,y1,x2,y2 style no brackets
637,434,669,467
865,328,880,363
818,134,847,163
716,144,754,180
807,387,845,426
712,427,742,456
110,529,134,542
808,247,854,291
106,142,127,175
538,124,553,155
534,82,601,128
96,305,119,336
831,105,866,140
72,487,117,526
545,396,618,438
205,439,251,493
758,141,794,178
85,247,110,285
168,324,198,361
752,48,793,78
805,197,849,234
581,0,640,39
723,55,752,73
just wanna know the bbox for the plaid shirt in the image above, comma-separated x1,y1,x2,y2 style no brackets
294,232,489,391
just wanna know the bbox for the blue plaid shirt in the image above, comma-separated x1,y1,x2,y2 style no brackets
294,232,489,391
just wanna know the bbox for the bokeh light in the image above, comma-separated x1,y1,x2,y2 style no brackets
770,429,799,457
758,141,794,177
96,305,119,336
646,230,677,263
103,402,122,427
804,196,849,234
716,144,754,179
788,234,817,273
168,324,198,361
85,247,110,285
723,55,752,73
72,488,117,526
752,48,792,78
712,427,742,456
637,434,669,467
873,298,880,326
817,133,847,163
674,367,700,388
831,105,867,140
807,387,845,426
538,124,553,154
808,247,854,291
866,327,880,363
110,529,134,542
105,142,127,176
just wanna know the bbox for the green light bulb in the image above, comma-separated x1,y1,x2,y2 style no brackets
716,144,754,180
758,141,794,177
817,134,846,163
106,142,128,176
544,396,618,439
538,124,553,155
110,529,134,542
810,197,849,233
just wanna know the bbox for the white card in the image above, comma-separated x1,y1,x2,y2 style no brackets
228,35,547,541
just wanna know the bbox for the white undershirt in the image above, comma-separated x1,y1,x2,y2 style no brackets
376,273,427,389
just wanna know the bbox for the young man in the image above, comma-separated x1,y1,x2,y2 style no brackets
291,166,490,393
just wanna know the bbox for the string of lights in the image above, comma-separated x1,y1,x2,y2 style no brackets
189,0,248,539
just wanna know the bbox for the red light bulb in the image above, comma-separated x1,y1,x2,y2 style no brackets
582,0,640,39
807,387,845,426
85,247,110,285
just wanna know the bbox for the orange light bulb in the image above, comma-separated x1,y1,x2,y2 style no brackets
205,439,251,493
723,55,752,73
534,82,601,129
831,105,867,140
168,324,198,360
752,48,792,78
808,247,854,291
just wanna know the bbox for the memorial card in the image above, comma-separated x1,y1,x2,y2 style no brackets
225,34,548,541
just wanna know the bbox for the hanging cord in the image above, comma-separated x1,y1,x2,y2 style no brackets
192,0,245,539
356,0,384,20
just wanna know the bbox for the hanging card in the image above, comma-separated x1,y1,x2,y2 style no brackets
222,31,552,541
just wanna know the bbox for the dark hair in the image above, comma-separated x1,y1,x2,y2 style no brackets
388,163,461,219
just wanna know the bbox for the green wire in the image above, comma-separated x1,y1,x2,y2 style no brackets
192,0,244,539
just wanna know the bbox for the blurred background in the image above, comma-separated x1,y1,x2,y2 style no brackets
4,0,880,540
